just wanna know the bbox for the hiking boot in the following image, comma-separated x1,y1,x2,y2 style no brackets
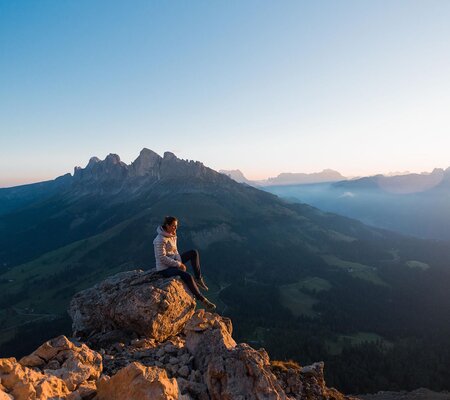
195,276,209,291
201,297,216,312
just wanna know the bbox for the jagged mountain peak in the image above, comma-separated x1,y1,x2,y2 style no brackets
70,148,231,190
104,153,122,165
163,151,177,160
219,169,252,184
130,148,162,177
87,156,101,168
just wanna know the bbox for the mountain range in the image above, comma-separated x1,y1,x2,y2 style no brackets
219,168,347,186
1,148,450,394
262,167,450,241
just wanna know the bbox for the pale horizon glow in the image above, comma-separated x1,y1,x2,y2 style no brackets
1,1,450,188
1,147,448,188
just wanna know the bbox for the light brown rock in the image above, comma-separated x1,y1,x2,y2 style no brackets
66,380,97,400
96,362,179,400
184,309,236,369
68,270,196,342
271,360,360,400
0,357,71,400
183,310,286,399
19,335,102,391
206,344,287,400
0,389,13,400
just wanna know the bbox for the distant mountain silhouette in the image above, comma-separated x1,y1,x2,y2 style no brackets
219,169,253,184
262,169,347,185
335,168,450,194
264,167,450,240
219,168,347,186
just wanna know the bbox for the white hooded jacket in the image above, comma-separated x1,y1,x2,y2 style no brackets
153,225,182,271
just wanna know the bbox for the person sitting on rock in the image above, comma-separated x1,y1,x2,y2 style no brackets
153,216,216,311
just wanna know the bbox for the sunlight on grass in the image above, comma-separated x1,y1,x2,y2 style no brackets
321,254,388,286
405,260,430,270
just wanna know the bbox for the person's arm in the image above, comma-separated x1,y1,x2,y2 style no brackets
154,241,181,268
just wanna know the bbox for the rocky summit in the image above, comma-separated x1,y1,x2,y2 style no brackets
0,270,360,399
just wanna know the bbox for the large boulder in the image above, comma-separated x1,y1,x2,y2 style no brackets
183,309,287,399
68,270,196,342
96,362,179,400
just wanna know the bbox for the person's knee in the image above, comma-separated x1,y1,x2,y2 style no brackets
178,270,191,280
187,249,198,257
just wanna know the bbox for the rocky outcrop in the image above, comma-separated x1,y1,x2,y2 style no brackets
271,360,360,400
182,309,286,398
96,362,179,400
0,335,101,400
18,335,102,392
68,270,196,342
0,271,359,400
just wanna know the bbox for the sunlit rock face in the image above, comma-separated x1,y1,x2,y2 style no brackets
0,271,360,400
0,335,101,400
96,362,179,400
68,269,196,342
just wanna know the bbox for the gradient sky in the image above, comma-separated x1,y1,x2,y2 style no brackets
1,0,450,187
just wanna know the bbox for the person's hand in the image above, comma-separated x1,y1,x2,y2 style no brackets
179,263,187,271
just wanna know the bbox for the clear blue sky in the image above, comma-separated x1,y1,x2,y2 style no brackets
1,0,450,187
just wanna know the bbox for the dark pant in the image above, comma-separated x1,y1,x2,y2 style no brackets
159,249,204,300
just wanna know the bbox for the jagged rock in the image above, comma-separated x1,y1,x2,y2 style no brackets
130,148,162,177
184,309,287,399
0,336,100,399
178,365,190,378
156,348,166,358
206,344,287,399
0,389,13,400
177,377,209,400
84,329,135,349
271,360,360,400
67,380,97,400
131,338,157,349
96,362,179,400
184,309,236,370
68,270,196,342
19,335,102,392
0,357,71,400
